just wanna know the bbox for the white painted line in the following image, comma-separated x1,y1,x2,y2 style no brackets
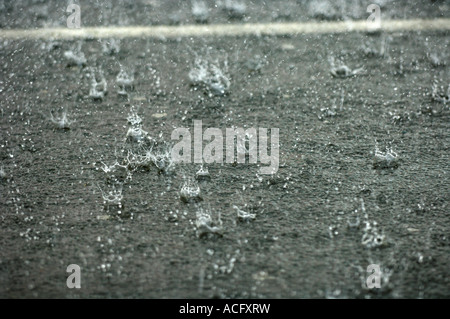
0,19,449,40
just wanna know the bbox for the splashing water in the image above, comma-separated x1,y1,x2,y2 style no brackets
99,184,124,215
126,126,149,143
116,66,134,96
431,80,449,104
50,111,74,129
329,56,364,78
196,165,211,181
191,0,209,23
233,205,256,222
102,38,120,55
373,144,399,169
189,57,230,96
195,207,223,238
64,41,86,67
223,0,247,19
88,67,107,100
180,178,202,203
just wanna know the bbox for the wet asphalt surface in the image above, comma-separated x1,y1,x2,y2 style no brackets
0,0,449,298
